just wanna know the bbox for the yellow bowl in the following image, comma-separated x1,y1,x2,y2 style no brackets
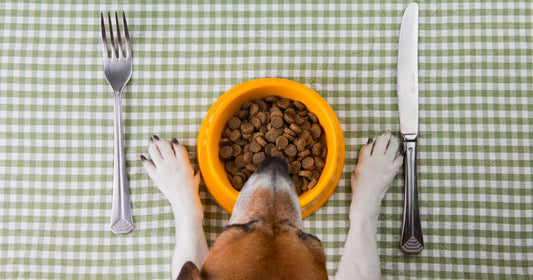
197,78,345,218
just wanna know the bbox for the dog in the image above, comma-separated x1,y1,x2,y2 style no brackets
141,131,403,280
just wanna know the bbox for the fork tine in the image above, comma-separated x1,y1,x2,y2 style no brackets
107,12,117,58
122,11,132,57
114,11,124,58
100,12,109,59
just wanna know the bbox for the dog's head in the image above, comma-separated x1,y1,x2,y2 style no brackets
178,157,328,280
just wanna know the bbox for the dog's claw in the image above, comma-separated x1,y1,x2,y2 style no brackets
140,154,147,161
367,137,373,144
172,138,179,144
153,135,160,140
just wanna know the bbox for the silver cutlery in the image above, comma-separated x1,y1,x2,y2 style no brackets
397,3,424,254
100,11,134,234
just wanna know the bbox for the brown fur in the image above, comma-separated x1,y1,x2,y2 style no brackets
179,182,328,280
200,222,327,280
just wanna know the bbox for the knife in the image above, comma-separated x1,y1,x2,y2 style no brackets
397,3,424,254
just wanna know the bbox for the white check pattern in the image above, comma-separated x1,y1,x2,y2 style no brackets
1,1,532,279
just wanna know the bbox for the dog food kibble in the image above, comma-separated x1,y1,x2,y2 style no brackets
301,157,315,170
219,145,234,160
219,96,327,194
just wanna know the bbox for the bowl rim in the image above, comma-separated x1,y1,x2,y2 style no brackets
197,78,345,218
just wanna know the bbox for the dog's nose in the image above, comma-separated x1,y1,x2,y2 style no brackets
257,157,289,175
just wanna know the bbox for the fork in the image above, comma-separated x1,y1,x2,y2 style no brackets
100,11,134,234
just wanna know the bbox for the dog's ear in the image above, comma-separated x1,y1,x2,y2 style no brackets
177,261,201,280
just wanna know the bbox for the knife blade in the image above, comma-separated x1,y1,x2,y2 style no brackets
397,3,424,254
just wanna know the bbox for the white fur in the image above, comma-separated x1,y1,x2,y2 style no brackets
142,138,208,280
336,131,403,280
142,131,402,280
229,169,302,227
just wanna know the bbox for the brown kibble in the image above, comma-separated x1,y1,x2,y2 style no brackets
242,101,253,109
284,144,297,157
276,98,291,109
306,136,315,148
297,110,308,117
264,143,275,156
219,146,234,160
271,116,284,128
265,130,278,143
271,149,285,159
283,113,294,124
225,161,236,173
301,157,315,170
229,129,241,142
255,135,268,147
308,112,318,124
289,123,302,135
301,178,309,191
242,169,252,179
297,150,310,158
320,147,327,158
231,175,245,190
289,161,301,175
241,122,255,134
236,138,248,146
246,163,258,172
243,152,252,164
255,99,268,111
311,170,320,180
283,127,296,138
283,133,295,142
295,138,306,152
237,109,249,119
252,152,266,165
249,103,259,115
314,157,325,169
228,116,242,129
259,125,268,135
235,155,246,168
257,111,268,124
301,121,311,131
300,130,311,141
232,144,242,157
220,138,232,146
310,124,321,139
311,142,322,156
299,170,312,178
270,107,283,116
294,115,305,125
249,141,262,153
307,178,318,190
276,135,289,150
292,175,303,194
283,108,296,123
250,116,262,129
223,127,232,138
265,95,279,103
293,101,306,110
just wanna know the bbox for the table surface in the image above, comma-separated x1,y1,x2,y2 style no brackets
1,1,532,279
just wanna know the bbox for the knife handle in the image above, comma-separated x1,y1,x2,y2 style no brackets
400,139,424,254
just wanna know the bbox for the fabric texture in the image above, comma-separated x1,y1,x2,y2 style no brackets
1,1,532,279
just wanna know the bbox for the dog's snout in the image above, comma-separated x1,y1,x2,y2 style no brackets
230,156,302,227
257,157,289,175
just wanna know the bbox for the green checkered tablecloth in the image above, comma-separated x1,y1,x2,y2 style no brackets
1,1,532,279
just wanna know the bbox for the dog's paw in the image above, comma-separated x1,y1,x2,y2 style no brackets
351,131,403,203
141,136,201,205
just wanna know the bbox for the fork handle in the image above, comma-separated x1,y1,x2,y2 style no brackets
110,91,134,234
400,139,424,254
